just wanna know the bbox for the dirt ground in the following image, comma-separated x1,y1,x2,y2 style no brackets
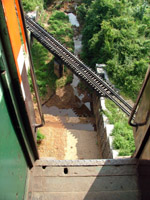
36,84,101,160
38,114,101,160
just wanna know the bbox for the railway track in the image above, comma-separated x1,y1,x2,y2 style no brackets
25,16,133,117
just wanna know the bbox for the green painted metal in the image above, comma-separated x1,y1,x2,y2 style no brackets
0,37,35,166
0,78,28,199
0,1,39,165
0,2,39,198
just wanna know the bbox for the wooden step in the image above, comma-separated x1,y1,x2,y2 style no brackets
32,191,139,200
28,158,140,200
35,158,137,166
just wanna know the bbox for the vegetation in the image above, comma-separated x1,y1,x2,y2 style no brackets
77,0,150,100
56,74,73,88
77,0,142,156
31,41,73,96
23,0,74,96
48,11,74,52
31,41,53,96
104,99,135,156
23,0,137,155
22,0,43,11
37,129,45,142
22,0,50,11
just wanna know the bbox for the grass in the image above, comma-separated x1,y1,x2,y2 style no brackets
104,99,135,156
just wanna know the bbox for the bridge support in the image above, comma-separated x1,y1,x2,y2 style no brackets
92,92,114,159
54,58,64,78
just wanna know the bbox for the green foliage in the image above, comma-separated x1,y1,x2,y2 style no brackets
78,0,150,100
31,41,54,96
48,59,58,91
56,74,73,88
112,122,135,156
37,129,45,142
104,99,135,156
28,8,74,96
43,0,52,8
22,0,44,11
77,4,87,23
49,11,68,20
31,40,73,95
48,11,74,51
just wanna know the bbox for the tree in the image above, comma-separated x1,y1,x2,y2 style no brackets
78,0,150,99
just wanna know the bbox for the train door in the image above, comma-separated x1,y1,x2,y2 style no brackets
0,0,40,198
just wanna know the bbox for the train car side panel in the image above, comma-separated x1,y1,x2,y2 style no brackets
0,78,28,199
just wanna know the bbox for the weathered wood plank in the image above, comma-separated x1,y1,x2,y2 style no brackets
138,166,150,176
30,159,140,199
133,75,150,158
141,192,150,200
32,191,140,200
138,159,150,166
138,175,150,190
35,158,137,166
33,165,137,177
32,176,138,192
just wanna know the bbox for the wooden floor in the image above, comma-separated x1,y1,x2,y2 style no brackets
28,158,142,200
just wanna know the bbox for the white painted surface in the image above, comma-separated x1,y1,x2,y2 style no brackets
21,82,26,101
17,46,25,75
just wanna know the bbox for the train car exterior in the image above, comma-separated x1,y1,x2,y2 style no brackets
0,0,150,199
0,0,40,198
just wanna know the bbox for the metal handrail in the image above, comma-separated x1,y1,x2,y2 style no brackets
128,67,150,127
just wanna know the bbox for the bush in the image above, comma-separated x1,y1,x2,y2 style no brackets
104,99,135,156
31,41,54,96
79,0,150,100
31,9,75,96
56,74,73,88
22,0,44,11
49,11,69,21
37,129,45,142
48,11,74,50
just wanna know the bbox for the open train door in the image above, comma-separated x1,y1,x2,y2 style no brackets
0,0,43,198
